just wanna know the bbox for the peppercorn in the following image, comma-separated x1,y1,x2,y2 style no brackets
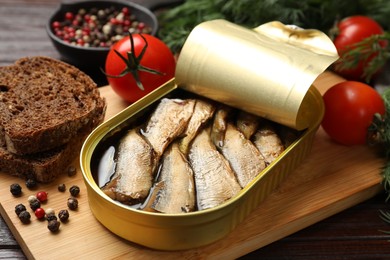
67,197,78,210
10,183,22,196
27,195,37,204
46,208,55,215
25,178,37,189
18,211,31,224
29,199,41,211
15,203,26,216
68,166,77,177
36,191,48,202
34,208,46,220
58,183,66,192
46,212,57,222
47,219,60,232
58,209,70,222
69,185,80,197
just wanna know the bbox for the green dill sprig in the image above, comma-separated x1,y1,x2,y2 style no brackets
334,33,390,83
379,87,390,203
379,209,390,232
371,84,390,229
383,162,390,201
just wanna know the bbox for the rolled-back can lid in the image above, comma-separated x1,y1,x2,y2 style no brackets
175,19,339,130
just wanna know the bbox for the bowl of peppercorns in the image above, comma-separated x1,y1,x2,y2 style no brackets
46,0,157,84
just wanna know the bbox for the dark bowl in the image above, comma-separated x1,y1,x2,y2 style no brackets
46,0,158,85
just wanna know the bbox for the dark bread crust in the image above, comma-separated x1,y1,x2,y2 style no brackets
0,135,81,183
0,114,104,182
0,86,106,183
0,56,106,155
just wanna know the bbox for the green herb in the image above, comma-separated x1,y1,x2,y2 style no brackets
371,83,390,228
379,88,390,200
158,0,390,53
383,163,390,200
380,209,390,234
335,33,390,82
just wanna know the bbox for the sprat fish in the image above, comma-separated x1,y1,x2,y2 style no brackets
219,123,266,188
236,111,259,140
102,129,158,205
143,98,195,157
178,99,216,155
148,142,196,214
253,122,285,164
210,105,232,148
189,127,241,210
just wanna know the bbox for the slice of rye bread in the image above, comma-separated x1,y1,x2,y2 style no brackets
0,114,104,182
0,56,106,155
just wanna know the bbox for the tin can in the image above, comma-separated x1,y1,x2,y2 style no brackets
80,19,338,250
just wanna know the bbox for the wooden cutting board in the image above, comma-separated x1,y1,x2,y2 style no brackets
0,71,385,259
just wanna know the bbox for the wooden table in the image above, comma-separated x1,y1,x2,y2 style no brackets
1,1,390,259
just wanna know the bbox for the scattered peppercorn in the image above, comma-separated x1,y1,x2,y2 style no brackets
46,212,57,222
29,199,41,211
45,208,55,215
58,183,66,192
10,183,22,196
18,211,31,224
68,166,77,177
47,219,60,232
25,178,37,189
36,191,48,202
58,209,70,222
51,6,152,48
15,204,27,216
27,195,37,204
34,208,46,220
67,197,78,210
69,185,80,197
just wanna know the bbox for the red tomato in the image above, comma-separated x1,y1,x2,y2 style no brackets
321,81,385,145
333,16,386,81
105,34,176,103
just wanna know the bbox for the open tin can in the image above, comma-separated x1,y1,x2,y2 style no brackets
80,19,338,250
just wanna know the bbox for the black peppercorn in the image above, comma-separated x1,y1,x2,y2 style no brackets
68,166,77,177
15,203,26,216
58,183,66,192
25,178,37,189
67,197,78,210
47,219,60,232
10,183,22,196
29,199,41,211
18,211,31,224
69,185,80,197
58,209,70,222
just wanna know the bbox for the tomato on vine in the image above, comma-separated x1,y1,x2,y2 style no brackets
104,33,176,103
321,81,385,146
332,15,387,82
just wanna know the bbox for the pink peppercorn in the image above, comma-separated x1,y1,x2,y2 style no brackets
65,12,74,20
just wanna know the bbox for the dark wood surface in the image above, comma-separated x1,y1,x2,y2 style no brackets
1,1,390,259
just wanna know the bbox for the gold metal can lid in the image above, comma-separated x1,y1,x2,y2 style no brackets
175,19,339,130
